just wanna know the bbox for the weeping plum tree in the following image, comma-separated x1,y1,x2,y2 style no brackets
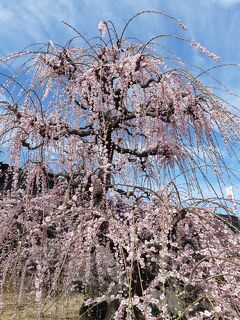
0,10,240,320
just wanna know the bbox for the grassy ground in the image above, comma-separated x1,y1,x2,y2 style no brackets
0,290,83,320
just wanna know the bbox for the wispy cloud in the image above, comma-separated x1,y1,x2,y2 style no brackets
0,0,239,62
0,0,239,106
211,0,240,7
0,1,239,119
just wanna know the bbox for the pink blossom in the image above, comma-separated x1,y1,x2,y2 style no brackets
98,20,107,37
191,40,221,61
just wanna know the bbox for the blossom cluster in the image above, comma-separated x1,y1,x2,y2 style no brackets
191,40,221,61
0,192,239,319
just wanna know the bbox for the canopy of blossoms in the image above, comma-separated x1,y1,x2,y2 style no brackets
0,10,240,320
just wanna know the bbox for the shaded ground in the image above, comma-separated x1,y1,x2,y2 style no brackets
0,290,83,320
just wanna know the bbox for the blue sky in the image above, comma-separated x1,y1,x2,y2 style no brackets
0,0,240,96
0,0,240,211
0,0,239,62
0,0,240,84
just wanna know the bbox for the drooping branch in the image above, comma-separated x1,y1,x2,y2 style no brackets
112,142,178,158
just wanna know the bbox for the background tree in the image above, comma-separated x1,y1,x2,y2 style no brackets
0,10,240,320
